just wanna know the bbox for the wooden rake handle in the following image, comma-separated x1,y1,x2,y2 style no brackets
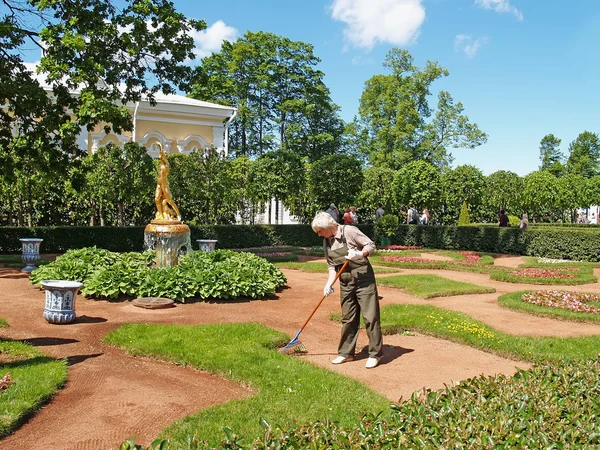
298,259,350,332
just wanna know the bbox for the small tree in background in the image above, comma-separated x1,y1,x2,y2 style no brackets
458,200,471,225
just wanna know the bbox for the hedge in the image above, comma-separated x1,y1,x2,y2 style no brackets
2,224,599,262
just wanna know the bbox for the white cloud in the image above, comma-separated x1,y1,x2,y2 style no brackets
454,34,488,58
190,20,238,58
330,0,426,51
475,0,524,21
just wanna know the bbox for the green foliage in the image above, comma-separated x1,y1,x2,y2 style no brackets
356,48,486,170
309,154,364,211
482,170,523,222
539,133,564,176
1,0,203,174
522,170,561,222
443,165,485,224
392,160,442,217
566,131,600,178
458,200,470,225
106,322,389,448
0,339,68,437
356,166,396,223
374,214,399,241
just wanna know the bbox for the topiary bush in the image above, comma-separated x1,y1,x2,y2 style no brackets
30,247,286,302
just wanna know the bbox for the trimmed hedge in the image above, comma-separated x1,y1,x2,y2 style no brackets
2,224,600,262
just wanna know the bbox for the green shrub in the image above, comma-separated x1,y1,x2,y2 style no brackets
29,247,287,302
458,201,470,225
374,214,399,244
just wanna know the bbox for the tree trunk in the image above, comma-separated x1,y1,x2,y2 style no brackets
275,198,279,224
268,201,272,224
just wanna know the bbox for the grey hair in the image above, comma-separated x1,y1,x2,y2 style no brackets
311,211,337,232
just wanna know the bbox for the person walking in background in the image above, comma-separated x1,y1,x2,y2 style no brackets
519,213,529,229
420,208,430,225
407,205,419,224
376,204,385,221
325,204,338,222
343,207,353,225
499,209,509,227
350,206,359,224
311,211,383,369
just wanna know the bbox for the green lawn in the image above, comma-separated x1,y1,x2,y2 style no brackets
377,274,495,298
104,322,390,448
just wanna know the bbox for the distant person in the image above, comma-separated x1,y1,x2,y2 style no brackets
499,209,509,227
407,205,419,225
375,204,385,221
343,207,353,225
420,208,430,225
350,206,359,224
325,204,338,222
519,213,529,229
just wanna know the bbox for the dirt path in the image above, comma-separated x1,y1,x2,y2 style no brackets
0,255,598,448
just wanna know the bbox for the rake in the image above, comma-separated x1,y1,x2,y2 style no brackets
280,259,350,354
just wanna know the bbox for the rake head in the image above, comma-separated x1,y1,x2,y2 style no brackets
280,339,308,354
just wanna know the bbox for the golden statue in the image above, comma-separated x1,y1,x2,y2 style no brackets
153,142,181,222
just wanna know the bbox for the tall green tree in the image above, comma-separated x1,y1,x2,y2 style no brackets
566,131,600,178
309,154,363,213
556,173,587,222
356,167,396,223
441,165,486,224
521,170,560,222
483,170,523,222
392,160,443,219
191,31,341,159
539,134,564,176
355,49,487,170
1,0,204,177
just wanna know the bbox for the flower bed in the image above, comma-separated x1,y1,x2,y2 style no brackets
378,245,423,251
521,290,600,314
508,267,578,279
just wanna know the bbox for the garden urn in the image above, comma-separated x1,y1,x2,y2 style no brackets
197,239,218,253
41,280,83,324
19,238,43,273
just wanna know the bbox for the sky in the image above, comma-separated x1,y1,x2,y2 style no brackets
20,0,600,176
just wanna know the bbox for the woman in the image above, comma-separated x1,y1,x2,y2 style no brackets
311,211,383,369
420,208,430,225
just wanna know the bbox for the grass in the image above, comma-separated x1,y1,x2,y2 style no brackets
376,274,496,298
275,261,400,274
380,304,600,364
498,291,600,323
0,338,68,437
0,254,50,268
489,265,597,285
104,322,390,448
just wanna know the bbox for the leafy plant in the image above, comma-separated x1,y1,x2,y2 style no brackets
458,200,471,225
374,214,399,241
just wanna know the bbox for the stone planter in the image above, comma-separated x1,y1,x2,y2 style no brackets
41,280,83,324
197,239,218,253
19,238,43,273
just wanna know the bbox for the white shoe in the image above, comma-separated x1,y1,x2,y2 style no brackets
331,355,354,365
365,357,381,369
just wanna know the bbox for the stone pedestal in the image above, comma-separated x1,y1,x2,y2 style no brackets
41,280,83,324
197,239,218,253
19,238,43,273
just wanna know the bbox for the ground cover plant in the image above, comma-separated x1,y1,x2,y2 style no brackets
380,304,600,363
498,291,600,323
376,274,496,298
104,322,390,448
490,265,596,285
29,247,286,301
0,329,68,437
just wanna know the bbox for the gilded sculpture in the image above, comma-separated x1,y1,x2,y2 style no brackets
154,142,181,222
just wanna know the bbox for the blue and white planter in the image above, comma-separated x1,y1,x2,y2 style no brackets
19,238,43,273
197,239,218,253
41,280,83,324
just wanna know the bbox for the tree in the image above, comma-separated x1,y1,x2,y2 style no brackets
191,31,341,159
483,170,523,222
356,167,396,223
521,170,560,222
566,131,600,178
392,160,443,218
539,134,564,176
458,201,470,225
556,173,587,223
309,154,363,212
1,0,204,178
247,150,306,224
441,165,486,224
356,49,487,170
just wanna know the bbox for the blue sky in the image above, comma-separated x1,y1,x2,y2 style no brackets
19,0,600,175
165,0,600,176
